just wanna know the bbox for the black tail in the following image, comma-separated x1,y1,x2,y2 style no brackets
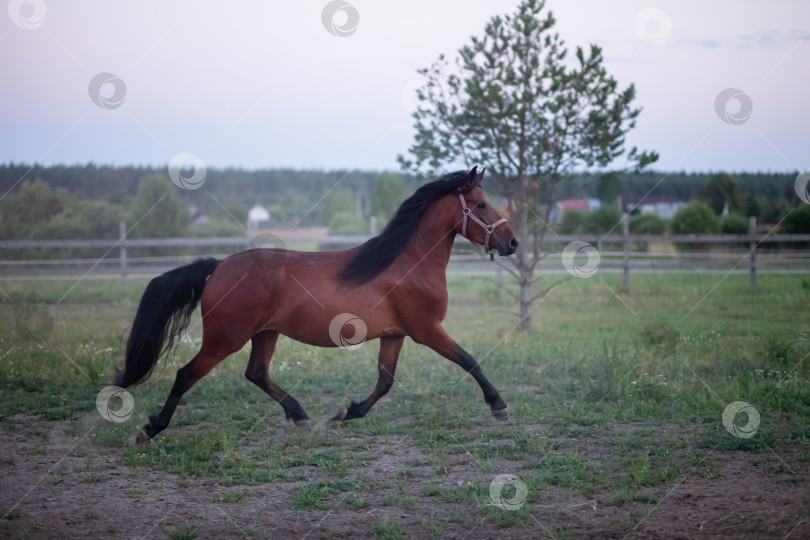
116,258,219,388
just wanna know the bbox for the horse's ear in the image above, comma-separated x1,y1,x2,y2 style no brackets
462,166,484,191
474,166,486,187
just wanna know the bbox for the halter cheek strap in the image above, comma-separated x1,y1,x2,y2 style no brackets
458,192,508,260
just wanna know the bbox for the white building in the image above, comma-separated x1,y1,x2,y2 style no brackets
247,205,271,234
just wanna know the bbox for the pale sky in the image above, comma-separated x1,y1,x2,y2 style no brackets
1,0,807,174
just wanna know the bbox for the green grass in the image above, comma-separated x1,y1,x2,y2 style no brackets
167,526,198,540
217,490,247,503
370,515,406,539
290,478,366,510
1,271,808,537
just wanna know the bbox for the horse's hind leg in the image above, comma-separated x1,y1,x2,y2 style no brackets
244,330,311,429
333,336,404,421
134,346,228,444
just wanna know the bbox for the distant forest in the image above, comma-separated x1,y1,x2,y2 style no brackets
0,163,803,242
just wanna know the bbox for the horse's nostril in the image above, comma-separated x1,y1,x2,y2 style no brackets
510,237,519,250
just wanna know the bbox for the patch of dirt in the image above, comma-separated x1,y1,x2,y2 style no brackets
1,421,808,539
623,457,810,539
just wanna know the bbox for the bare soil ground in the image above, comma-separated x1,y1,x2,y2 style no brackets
1,419,808,539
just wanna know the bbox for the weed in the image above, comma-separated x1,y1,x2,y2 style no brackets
168,526,198,540
370,515,405,539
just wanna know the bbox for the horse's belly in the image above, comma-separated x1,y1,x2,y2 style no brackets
272,300,401,349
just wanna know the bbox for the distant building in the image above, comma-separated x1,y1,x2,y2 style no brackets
551,198,601,222
622,197,685,220
247,205,272,234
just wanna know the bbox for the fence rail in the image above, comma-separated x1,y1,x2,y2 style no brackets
2,227,809,296
3,232,810,250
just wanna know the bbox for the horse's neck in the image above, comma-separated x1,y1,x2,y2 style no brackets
402,199,457,272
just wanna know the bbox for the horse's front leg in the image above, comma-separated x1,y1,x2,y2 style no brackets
332,336,404,421
411,325,509,420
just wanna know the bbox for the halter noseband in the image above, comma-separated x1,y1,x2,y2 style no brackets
458,191,508,260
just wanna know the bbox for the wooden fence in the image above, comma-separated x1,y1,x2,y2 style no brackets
1,219,809,297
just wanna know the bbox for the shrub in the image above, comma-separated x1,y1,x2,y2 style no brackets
670,201,720,251
328,211,367,236
779,204,810,248
585,205,623,234
780,204,810,234
630,213,665,251
630,213,665,235
721,213,750,234
558,209,586,235
670,202,720,235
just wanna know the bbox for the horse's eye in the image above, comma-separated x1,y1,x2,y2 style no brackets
476,202,486,210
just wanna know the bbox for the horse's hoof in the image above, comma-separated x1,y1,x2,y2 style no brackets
329,405,348,421
294,418,312,431
126,428,151,446
492,408,509,421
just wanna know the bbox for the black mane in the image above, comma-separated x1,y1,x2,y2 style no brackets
338,170,473,286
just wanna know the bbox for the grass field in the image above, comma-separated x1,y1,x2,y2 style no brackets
1,270,809,538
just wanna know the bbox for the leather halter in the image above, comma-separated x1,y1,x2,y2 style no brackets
458,191,508,260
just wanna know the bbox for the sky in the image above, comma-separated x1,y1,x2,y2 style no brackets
1,0,808,175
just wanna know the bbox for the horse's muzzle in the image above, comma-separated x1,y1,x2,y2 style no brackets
497,235,519,257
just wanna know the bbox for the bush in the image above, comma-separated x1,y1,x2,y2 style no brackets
0,183,121,259
327,212,367,236
558,209,586,235
721,213,750,234
630,213,665,235
31,199,122,239
746,194,776,222
670,201,720,251
196,217,245,238
670,202,720,235
0,179,73,240
585,205,623,234
125,174,191,257
323,212,368,251
30,199,123,259
721,213,750,249
630,213,665,251
779,204,810,248
780,204,810,234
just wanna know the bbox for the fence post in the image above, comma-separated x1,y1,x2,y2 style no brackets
119,221,128,299
597,237,604,284
749,216,757,293
621,217,630,294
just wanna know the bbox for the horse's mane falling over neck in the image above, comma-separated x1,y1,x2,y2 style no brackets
337,171,474,287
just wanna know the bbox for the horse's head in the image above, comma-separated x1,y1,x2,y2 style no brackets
456,167,519,257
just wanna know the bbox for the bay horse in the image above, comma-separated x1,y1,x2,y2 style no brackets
116,167,519,443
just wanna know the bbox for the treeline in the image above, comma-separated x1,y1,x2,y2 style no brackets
562,171,798,204
0,165,415,241
1,164,800,209
0,164,414,230
0,163,804,244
